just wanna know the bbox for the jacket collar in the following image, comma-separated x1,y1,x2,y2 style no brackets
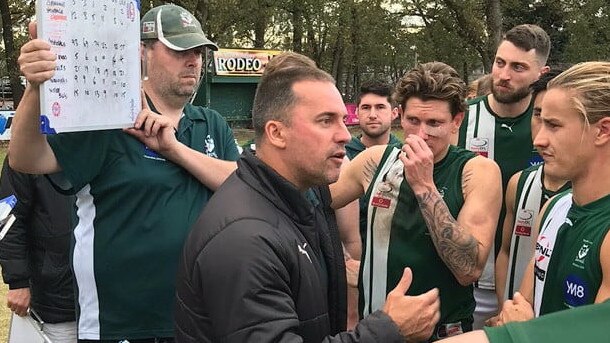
236,150,315,226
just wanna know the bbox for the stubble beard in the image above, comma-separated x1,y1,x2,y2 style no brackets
361,124,391,140
492,83,531,104
160,77,199,105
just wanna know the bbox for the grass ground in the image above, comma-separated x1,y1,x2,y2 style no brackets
0,126,403,341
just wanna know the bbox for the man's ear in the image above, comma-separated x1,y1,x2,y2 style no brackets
594,117,610,146
264,120,287,149
452,112,465,132
397,104,404,119
391,106,399,121
539,65,551,77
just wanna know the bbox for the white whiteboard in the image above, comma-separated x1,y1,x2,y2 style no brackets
8,313,52,343
36,0,141,133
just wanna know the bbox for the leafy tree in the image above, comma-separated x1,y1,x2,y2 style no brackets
0,0,33,107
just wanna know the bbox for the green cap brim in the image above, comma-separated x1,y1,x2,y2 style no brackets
161,32,218,51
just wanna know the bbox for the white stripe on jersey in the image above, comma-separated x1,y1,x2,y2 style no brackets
73,185,100,340
362,147,402,316
534,193,573,316
504,166,543,301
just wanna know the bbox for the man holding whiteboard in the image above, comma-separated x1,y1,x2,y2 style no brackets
10,4,239,342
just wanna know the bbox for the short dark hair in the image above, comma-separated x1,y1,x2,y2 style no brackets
252,66,335,140
357,80,395,106
393,61,466,117
530,67,568,100
503,24,551,66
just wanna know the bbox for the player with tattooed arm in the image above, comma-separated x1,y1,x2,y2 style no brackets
330,62,502,341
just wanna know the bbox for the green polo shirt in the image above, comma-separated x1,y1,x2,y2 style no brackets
484,300,610,343
47,104,239,340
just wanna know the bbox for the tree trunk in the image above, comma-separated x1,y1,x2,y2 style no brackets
348,1,359,100
484,0,502,72
197,0,209,27
0,0,24,107
253,13,267,48
291,1,303,52
330,35,344,81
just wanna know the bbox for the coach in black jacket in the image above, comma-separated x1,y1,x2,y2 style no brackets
0,155,76,326
175,57,440,342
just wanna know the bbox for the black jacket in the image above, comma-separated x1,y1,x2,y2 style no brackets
175,151,402,342
0,155,76,323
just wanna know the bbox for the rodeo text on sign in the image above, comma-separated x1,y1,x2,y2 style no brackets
213,49,282,76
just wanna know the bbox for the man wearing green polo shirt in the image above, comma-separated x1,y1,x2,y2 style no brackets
10,4,239,342
438,300,610,343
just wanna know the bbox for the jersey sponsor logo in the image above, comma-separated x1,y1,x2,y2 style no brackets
204,135,218,158
467,137,489,158
143,145,166,161
528,154,544,167
297,242,312,263
371,195,391,208
534,264,546,281
564,274,588,307
535,235,552,262
500,123,515,133
515,209,534,236
436,321,464,338
572,239,592,269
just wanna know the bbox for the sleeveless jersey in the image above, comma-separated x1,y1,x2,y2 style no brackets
504,165,571,301
458,95,541,290
532,191,573,316
538,193,610,315
360,145,476,326
346,134,402,239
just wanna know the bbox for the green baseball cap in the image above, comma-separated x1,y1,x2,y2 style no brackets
141,4,218,51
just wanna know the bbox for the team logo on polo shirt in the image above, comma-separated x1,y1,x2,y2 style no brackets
143,145,166,161
204,135,218,158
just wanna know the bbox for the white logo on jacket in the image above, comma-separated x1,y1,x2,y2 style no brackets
297,243,312,263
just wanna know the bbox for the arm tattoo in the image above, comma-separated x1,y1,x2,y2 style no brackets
415,186,479,279
362,159,378,184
